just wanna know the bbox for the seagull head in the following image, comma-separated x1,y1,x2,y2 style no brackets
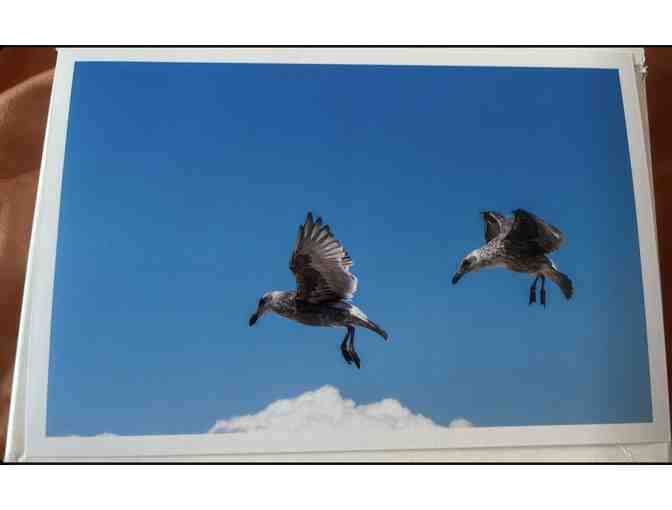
452,249,484,285
249,292,278,326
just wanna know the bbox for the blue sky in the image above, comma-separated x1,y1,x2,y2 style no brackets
47,62,651,437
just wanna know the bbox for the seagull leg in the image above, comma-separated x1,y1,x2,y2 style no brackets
529,276,539,305
540,275,546,307
347,327,361,369
340,328,353,365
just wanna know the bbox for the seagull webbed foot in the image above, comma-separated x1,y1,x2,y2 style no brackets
340,336,353,366
540,288,546,307
340,344,360,369
340,327,360,369
348,328,361,369
528,287,536,305
349,348,361,369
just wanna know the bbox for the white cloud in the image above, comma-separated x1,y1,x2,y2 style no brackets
63,432,118,438
209,385,473,434
448,418,474,428
59,431,119,439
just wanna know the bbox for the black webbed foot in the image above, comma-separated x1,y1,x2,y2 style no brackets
540,289,546,307
347,328,360,369
340,336,352,365
340,327,360,368
349,348,361,369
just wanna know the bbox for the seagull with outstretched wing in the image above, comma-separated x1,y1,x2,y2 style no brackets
452,209,573,306
249,212,389,368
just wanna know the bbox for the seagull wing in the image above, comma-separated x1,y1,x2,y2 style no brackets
289,212,359,304
481,211,511,242
504,209,565,254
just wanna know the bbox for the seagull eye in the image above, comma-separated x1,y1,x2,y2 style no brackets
258,298,266,307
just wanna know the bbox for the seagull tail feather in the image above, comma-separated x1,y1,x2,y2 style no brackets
360,318,389,342
549,270,573,300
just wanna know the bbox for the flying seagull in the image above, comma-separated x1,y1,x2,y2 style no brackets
249,212,389,368
452,209,574,306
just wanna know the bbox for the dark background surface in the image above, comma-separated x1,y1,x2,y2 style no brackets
647,49,672,417
0,47,670,459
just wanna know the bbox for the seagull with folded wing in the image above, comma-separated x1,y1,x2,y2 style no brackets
249,212,389,368
452,209,574,306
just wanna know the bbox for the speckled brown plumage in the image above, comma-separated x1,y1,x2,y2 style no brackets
249,213,388,369
453,209,574,305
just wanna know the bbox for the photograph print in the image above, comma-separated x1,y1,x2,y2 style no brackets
45,56,655,450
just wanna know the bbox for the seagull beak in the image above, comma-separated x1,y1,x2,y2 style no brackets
249,313,259,326
452,271,464,285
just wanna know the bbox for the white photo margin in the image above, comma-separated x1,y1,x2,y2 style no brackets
6,47,670,462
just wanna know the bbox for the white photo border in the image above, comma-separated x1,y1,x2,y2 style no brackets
10,47,670,461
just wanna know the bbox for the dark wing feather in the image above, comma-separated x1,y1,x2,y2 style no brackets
289,212,358,304
481,211,511,242
504,209,565,254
